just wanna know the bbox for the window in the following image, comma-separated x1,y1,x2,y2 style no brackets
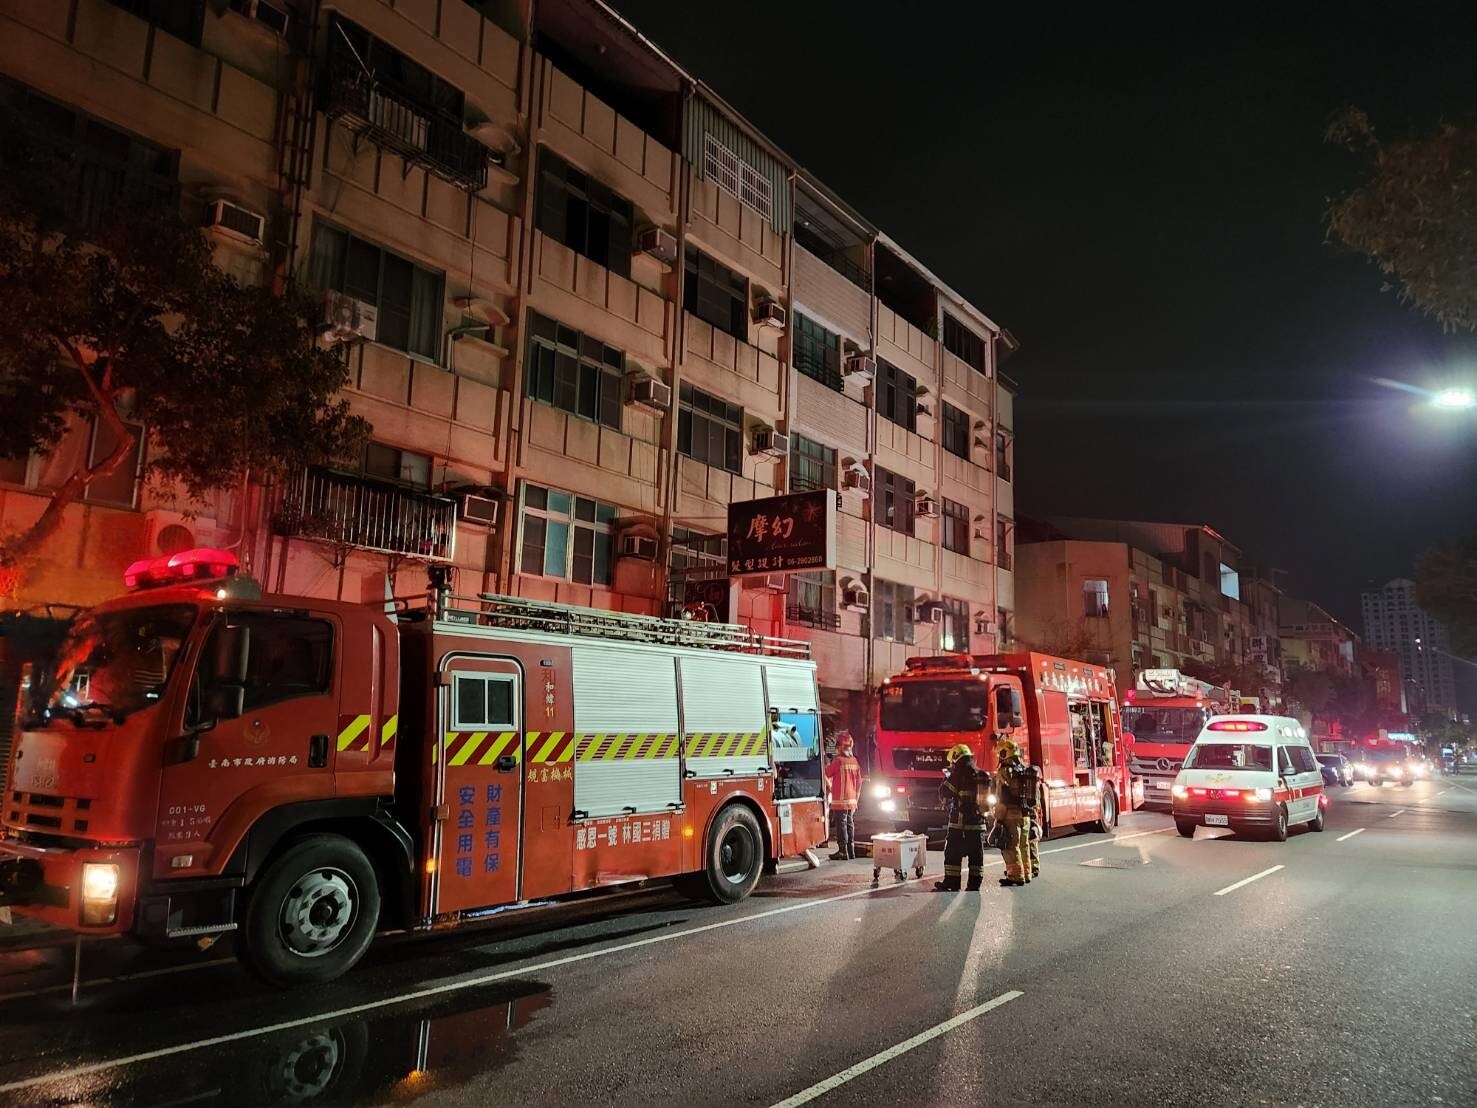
200,614,333,713
997,516,1014,570
939,597,970,652
703,132,772,222
1083,578,1111,619
670,527,726,574
1220,563,1241,600
535,149,633,277
331,16,464,120
2,85,179,229
683,245,747,339
790,435,837,493
106,0,205,45
875,468,915,535
524,312,623,430
308,224,443,360
942,403,970,459
943,314,986,373
874,580,915,644
787,571,838,630
519,484,616,586
83,418,145,508
995,430,1013,481
678,385,743,474
793,314,841,391
363,442,432,488
941,498,970,556
997,607,1012,645
452,673,516,730
1147,589,1160,629
876,360,917,432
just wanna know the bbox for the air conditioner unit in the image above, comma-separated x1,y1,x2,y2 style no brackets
143,509,221,557
620,534,659,561
914,493,939,519
843,462,871,493
843,354,875,381
230,0,290,35
203,199,265,246
842,583,870,610
753,428,789,458
916,600,945,624
321,290,378,344
915,401,933,418
974,615,997,635
634,226,678,265
456,492,499,527
627,375,672,412
755,300,787,330
973,513,990,540
745,573,787,592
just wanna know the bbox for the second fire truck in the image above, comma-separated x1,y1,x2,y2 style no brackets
1120,668,1233,808
0,551,829,985
867,652,1143,836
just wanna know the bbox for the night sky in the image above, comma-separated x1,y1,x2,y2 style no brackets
614,3,1477,629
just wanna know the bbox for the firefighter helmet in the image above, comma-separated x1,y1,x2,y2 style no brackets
996,738,1020,761
947,743,974,764
834,731,855,754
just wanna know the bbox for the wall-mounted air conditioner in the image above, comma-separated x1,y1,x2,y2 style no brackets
746,573,787,592
457,492,499,526
621,535,659,561
204,199,265,246
914,493,939,519
842,462,871,493
973,513,990,540
627,375,672,411
755,300,787,329
916,600,945,624
635,227,678,265
844,354,875,381
321,290,378,345
842,580,869,610
753,427,789,458
974,613,996,636
915,401,933,418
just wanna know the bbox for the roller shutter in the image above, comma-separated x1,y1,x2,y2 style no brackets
680,655,769,778
572,645,681,817
764,661,819,713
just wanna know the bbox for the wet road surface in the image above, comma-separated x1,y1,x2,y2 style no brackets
0,774,1473,1106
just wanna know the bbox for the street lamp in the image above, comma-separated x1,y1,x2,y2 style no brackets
1431,386,1475,411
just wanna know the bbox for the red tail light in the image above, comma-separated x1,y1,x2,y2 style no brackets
1207,721,1267,732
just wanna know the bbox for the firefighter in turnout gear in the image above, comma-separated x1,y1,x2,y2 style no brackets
825,732,862,860
995,738,1041,886
934,744,989,891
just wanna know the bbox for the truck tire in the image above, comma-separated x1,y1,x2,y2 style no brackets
1091,789,1118,834
1269,804,1289,843
240,834,381,987
697,805,764,905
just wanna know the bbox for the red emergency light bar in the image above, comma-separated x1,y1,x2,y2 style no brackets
1207,721,1267,732
124,547,240,590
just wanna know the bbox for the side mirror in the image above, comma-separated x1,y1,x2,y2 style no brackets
1010,713,1024,728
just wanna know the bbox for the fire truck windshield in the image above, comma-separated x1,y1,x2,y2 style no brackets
1122,706,1204,743
39,604,197,722
880,681,987,733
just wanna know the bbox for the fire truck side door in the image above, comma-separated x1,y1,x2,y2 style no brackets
434,657,523,913
158,612,341,878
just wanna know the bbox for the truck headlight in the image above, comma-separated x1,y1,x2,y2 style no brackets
879,799,897,813
81,862,119,926
871,783,892,800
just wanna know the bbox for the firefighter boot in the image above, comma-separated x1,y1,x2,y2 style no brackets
965,871,983,891
934,860,962,891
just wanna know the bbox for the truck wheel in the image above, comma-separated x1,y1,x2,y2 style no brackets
241,835,381,987
1269,805,1289,843
1091,789,1118,834
1175,820,1196,838
698,805,764,905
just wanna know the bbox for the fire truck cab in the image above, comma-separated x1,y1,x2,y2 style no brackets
870,652,1142,837
0,551,828,985
1120,668,1233,808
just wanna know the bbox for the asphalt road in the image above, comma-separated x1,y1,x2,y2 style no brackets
0,774,1473,1107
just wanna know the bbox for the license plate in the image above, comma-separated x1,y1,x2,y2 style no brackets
1205,814,1229,827
1154,780,1170,789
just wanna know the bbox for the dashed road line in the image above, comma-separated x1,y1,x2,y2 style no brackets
1336,828,1366,842
1213,865,1284,896
769,990,1025,1107
1387,809,1406,818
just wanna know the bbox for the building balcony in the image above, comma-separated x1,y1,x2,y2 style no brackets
322,38,496,192
276,468,457,562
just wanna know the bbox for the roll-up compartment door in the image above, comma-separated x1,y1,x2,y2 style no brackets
572,645,681,818
681,655,769,777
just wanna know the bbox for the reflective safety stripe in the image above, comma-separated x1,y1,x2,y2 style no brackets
380,715,398,749
434,732,683,765
336,714,371,752
683,732,767,758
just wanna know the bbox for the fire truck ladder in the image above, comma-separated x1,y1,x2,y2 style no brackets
426,592,811,659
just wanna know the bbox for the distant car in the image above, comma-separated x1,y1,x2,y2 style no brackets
1316,753,1354,788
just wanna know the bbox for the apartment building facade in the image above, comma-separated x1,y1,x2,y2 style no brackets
1361,578,1456,720
1014,518,1283,701
1278,596,1359,679
0,0,1017,744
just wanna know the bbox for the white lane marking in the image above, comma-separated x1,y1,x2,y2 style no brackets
769,990,1024,1108
1336,828,1365,842
1387,809,1406,819
1213,865,1284,896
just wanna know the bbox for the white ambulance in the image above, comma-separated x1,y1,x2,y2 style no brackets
1170,716,1327,841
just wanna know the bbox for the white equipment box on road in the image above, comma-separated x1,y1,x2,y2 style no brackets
870,832,927,886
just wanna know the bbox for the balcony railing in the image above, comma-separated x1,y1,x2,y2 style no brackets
322,37,493,191
787,604,841,632
277,469,456,562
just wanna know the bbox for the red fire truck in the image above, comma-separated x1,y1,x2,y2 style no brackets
1120,668,1232,808
0,551,828,985
868,652,1143,837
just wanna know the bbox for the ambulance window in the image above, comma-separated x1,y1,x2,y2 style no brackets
1277,747,1294,775
454,674,515,730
